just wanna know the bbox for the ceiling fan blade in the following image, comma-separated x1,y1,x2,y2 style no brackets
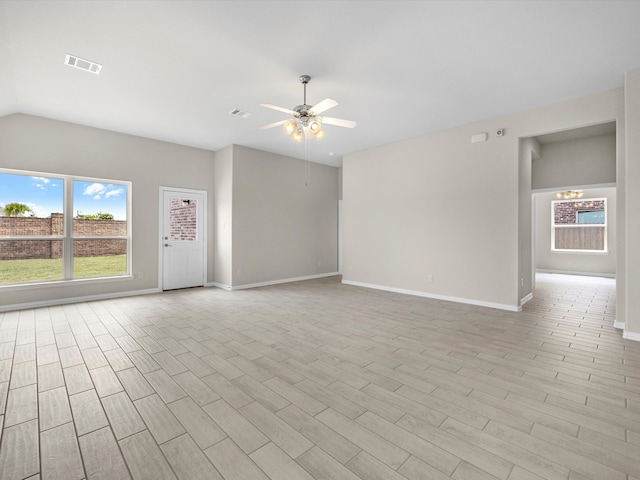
322,116,357,128
259,120,287,130
260,103,295,115
309,98,338,115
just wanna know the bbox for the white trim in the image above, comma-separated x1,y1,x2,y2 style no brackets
520,292,533,306
622,330,640,342
230,272,339,291
536,269,615,278
613,320,625,330
532,183,616,194
207,282,231,290
338,200,343,275
549,249,610,255
0,274,134,293
0,288,161,313
342,280,521,312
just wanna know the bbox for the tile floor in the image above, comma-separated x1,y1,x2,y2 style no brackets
0,273,638,480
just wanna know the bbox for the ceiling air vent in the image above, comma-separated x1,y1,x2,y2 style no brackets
229,108,253,119
64,54,102,74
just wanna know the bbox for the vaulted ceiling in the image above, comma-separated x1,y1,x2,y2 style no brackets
1,1,639,166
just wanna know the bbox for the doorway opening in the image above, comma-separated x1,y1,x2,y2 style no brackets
528,122,617,319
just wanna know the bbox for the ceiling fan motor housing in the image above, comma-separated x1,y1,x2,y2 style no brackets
294,104,315,120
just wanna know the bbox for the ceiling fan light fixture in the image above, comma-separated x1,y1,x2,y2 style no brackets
291,128,304,142
309,119,322,132
283,119,297,135
312,128,325,140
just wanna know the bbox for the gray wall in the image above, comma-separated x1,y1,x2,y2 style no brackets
625,68,640,338
534,188,616,276
532,133,616,190
0,115,340,308
0,113,215,307
213,145,233,287
344,126,521,309
343,88,622,312
230,145,339,287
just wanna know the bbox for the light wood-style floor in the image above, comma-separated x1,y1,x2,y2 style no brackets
1,273,638,480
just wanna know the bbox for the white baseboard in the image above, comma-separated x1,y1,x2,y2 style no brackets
535,269,615,279
206,282,232,290
222,272,340,291
623,330,640,342
613,320,625,330
520,292,534,306
342,280,521,312
0,288,161,313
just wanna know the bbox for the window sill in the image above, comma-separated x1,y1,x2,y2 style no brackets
0,274,135,292
550,249,609,255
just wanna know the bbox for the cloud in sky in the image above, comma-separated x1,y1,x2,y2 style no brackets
82,183,123,200
26,202,47,218
32,176,52,190
105,188,124,199
83,183,107,198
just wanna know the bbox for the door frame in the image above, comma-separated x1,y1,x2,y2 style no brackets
158,186,208,290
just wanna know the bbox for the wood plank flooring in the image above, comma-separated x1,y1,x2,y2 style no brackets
1,273,638,480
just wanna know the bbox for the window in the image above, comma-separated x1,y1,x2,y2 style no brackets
0,169,130,286
552,198,606,252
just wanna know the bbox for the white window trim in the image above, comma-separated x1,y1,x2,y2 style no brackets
0,167,132,288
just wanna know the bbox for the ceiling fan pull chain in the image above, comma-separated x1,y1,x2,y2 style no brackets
304,128,311,187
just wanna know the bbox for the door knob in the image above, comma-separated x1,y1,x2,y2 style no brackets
164,243,172,247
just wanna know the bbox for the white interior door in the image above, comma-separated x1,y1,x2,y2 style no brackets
161,189,205,290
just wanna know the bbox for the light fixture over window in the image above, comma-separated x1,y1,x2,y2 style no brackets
555,190,584,199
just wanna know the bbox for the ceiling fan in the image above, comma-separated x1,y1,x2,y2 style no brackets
260,75,356,141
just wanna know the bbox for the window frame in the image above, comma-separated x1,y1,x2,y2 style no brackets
0,167,132,289
551,197,608,254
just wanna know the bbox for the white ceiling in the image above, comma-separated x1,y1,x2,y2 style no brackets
1,1,640,167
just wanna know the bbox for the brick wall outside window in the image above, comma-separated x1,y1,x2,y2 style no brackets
0,213,126,260
554,200,605,224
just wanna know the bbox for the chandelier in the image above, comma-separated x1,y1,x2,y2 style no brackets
555,190,584,199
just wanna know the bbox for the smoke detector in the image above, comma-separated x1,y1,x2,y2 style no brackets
64,54,102,74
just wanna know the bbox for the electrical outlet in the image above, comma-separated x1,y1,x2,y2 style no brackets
317,260,322,266
237,268,241,276
521,277,524,287
428,274,434,282
138,272,144,279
